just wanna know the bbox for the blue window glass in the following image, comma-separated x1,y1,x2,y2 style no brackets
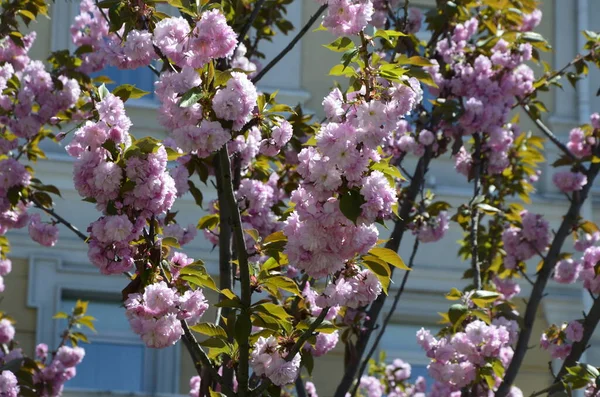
94,65,157,100
66,342,145,391
59,297,148,393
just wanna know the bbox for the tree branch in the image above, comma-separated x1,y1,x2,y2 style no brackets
295,376,308,397
496,159,600,396
522,104,579,164
181,319,236,396
556,294,600,381
216,147,252,396
236,0,267,49
350,237,420,397
251,4,328,84
470,133,482,290
31,197,88,242
333,151,432,397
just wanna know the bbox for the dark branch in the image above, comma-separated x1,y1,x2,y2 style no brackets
470,133,482,290
496,157,600,396
31,197,87,242
522,104,580,165
236,0,267,49
251,4,328,84
333,151,431,397
350,237,420,397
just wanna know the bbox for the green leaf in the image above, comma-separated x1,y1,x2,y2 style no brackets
245,228,260,242
188,181,204,208
476,203,501,214
448,303,469,326
329,64,356,77
297,318,338,334
253,302,291,321
178,87,203,108
53,312,69,320
98,84,109,101
339,189,366,225
263,275,301,296
77,315,96,332
396,55,434,67
197,214,219,230
220,289,237,300
445,287,462,301
471,290,500,308
190,323,228,339
323,37,355,52
362,255,391,294
73,300,89,317
371,160,404,181
162,236,180,248
368,247,409,270
113,84,150,102
301,351,314,375
263,231,287,245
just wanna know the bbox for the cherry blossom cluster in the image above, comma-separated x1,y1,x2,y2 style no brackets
236,176,283,241
424,13,540,175
124,281,208,348
553,234,600,294
189,370,239,397
417,318,521,395
65,92,178,275
0,370,18,397
0,30,81,253
502,210,550,270
371,2,422,32
317,0,374,37
0,159,30,247
0,32,81,144
315,265,382,309
411,211,449,243
551,113,599,193
356,358,428,397
284,78,422,286
0,320,19,397
34,345,85,396
540,321,583,360
0,316,85,396
493,276,521,301
250,336,301,386
72,0,156,72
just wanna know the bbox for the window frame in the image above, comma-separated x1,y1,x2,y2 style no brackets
27,256,181,395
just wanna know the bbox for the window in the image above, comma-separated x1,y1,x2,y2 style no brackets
59,292,168,393
27,257,181,395
94,65,157,101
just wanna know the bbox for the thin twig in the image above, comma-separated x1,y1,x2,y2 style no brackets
514,50,594,109
496,155,600,396
522,104,580,165
556,295,600,381
31,197,88,242
470,133,482,290
236,0,267,49
333,151,432,397
251,4,328,84
350,237,420,397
